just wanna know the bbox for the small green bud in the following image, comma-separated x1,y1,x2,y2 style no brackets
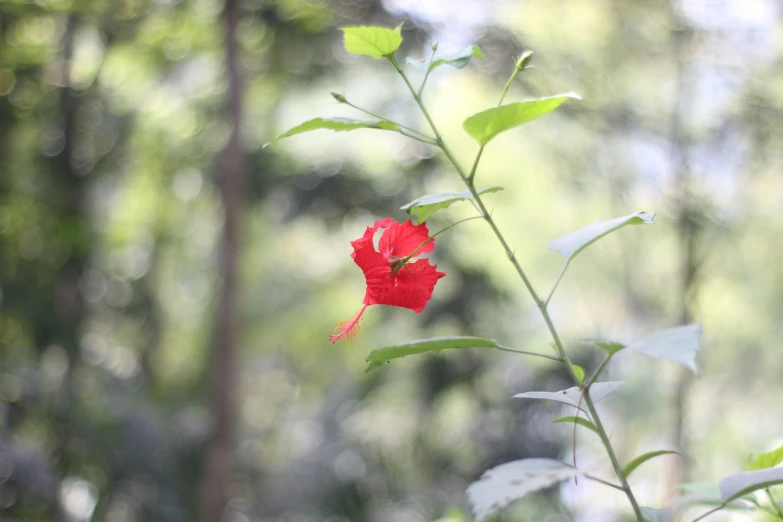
330,92,348,104
430,41,439,52
516,50,534,71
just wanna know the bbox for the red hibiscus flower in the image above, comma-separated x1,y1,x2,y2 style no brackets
330,218,446,343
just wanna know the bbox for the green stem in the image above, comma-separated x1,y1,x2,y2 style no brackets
418,45,437,96
391,54,646,522
344,100,438,144
396,216,484,269
584,474,625,492
689,504,725,522
586,354,612,389
495,345,563,362
545,261,570,306
766,488,783,519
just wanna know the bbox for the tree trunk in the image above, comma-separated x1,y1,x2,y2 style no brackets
201,0,247,519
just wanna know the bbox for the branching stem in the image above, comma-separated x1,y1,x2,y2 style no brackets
389,54,646,522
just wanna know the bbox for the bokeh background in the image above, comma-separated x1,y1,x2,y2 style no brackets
2,0,783,520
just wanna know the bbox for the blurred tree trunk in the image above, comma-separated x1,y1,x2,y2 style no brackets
663,8,700,500
201,0,247,519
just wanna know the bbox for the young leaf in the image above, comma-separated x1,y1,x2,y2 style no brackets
265,117,401,147
513,381,624,413
719,467,783,502
466,459,583,521
548,211,655,262
627,324,702,375
365,336,498,372
572,364,585,383
622,450,679,479
552,416,599,435
463,94,580,146
341,24,403,58
640,507,674,522
406,43,484,73
744,443,783,470
400,187,503,223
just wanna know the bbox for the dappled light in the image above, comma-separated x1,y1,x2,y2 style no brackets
2,0,783,520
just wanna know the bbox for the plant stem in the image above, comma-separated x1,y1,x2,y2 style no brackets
344,100,435,140
766,488,783,519
545,261,570,306
586,354,612,389
417,45,437,96
495,345,563,362
391,56,646,522
689,504,725,522
584,474,625,492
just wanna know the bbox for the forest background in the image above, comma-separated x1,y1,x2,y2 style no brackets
2,0,783,520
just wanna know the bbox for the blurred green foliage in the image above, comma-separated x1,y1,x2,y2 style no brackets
2,0,783,521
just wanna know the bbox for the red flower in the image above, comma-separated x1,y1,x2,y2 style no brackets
330,218,446,343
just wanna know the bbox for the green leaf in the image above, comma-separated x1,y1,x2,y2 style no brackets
265,117,401,147
467,459,584,520
720,467,783,502
400,187,503,223
548,211,655,262
365,336,498,372
341,24,403,58
462,94,580,146
588,340,626,356
572,365,585,383
640,507,674,522
745,444,783,471
552,416,599,436
622,450,679,479
406,44,484,73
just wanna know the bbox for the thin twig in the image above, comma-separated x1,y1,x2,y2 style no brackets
495,345,563,362
584,474,625,492
688,504,726,522
544,261,570,306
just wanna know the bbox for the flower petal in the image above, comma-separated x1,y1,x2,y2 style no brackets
377,220,434,261
379,259,445,312
350,217,393,258
352,240,393,305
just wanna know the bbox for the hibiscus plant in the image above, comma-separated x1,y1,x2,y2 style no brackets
267,24,783,522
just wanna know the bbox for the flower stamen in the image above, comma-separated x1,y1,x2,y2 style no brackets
329,304,368,344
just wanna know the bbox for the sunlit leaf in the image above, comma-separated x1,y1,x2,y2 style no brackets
513,381,624,413
400,187,503,223
548,211,655,262
745,443,783,470
365,336,498,372
466,459,583,521
341,24,403,58
641,507,674,522
406,44,484,73
719,467,783,502
552,416,599,435
463,94,580,146
627,324,703,375
265,117,401,147
622,450,679,479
